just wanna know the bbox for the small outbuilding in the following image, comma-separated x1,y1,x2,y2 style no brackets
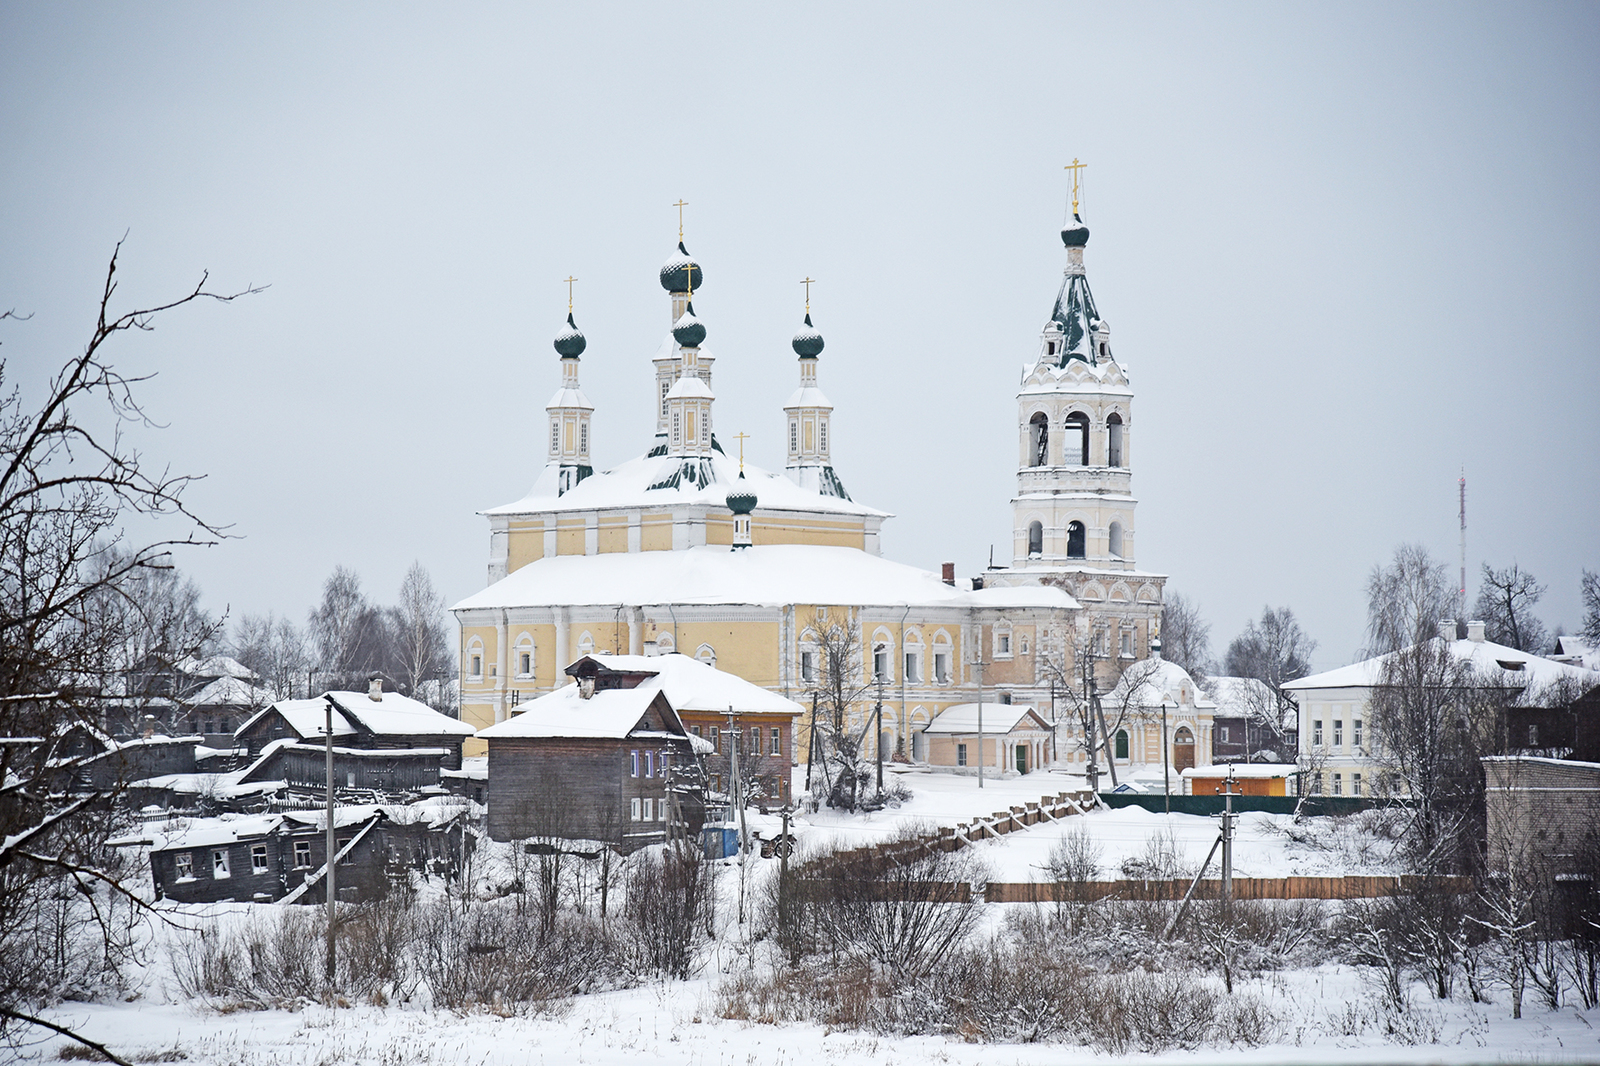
921,702,1054,776
1181,762,1299,797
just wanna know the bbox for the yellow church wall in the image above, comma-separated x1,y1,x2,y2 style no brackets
505,525,544,575
704,516,733,546
640,517,672,551
596,516,628,553
555,519,586,556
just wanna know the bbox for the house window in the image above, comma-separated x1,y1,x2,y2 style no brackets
957,743,968,767
711,727,721,754
212,850,230,879
873,645,890,683
251,845,269,875
335,837,351,863
346,770,355,788
1528,723,1539,746
1313,772,1324,795
293,841,311,869
645,751,655,778
710,774,722,793
631,798,642,821
1333,720,1343,748
175,852,194,880
630,750,640,777
1313,720,1323,746
934,651,951,684
1353,719,1363,748
642,798,653,821
1352,773,1362,796
904,651,921,683
1332,773,1343,796
1220,725,1231,742
770,727,781,756
800,649,818,683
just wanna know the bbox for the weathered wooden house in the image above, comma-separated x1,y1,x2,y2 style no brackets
479,653,802,850
48,723,200,793
142,804,470,904
233,682,475,799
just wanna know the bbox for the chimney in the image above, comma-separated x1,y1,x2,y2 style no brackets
1438,618,1456,642
1467,619,1486,643
142,714,155,740
941,562,955,586
579,676,596,699
368,677,383,702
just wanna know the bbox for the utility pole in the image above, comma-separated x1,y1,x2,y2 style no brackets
322,694,336,987
804,691,818,793
1162,697,1171,816
874,677,885,796
973,652,989,788
1218,764,1240,921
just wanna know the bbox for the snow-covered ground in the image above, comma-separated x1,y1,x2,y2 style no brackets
14,766,1592,1064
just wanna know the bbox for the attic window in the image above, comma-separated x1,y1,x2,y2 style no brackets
1047,341,1057,357
1496,659,1526,672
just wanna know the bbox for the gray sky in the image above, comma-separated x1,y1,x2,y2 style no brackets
2,3,1596,672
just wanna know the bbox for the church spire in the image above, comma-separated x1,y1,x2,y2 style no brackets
541,293,594,496
783,284,851,500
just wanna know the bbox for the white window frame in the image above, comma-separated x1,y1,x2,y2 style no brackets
212,849,230,879
904,650,922,683
770,727,781,756
631,797,642,821
293,840,311,869
1353,719,1363,748
251,844,269,875
957,743,968,767
642,798,653,822
933,650,951,685
175,852,194,880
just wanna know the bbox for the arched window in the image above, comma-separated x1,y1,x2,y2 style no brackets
655,632,675,654
515,635,535,679
1028,412,1049,467
1115,729,1129,760
1064,412,1089,466
1066,521,1086,559
1108,521,1124,559
577,631,595,656
1107,412,1123,467
695,643,717,667
1027,520,1043,557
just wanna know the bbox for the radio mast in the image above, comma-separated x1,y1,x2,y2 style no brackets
1458,470,1467,619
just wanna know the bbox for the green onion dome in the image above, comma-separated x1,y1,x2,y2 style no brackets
672,304,706,348
725,484,758,515
791,313,824,358
553,312,586,358
1061,214,1090,248
659,242,705,293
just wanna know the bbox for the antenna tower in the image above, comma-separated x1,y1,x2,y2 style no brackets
1458,471,1467,617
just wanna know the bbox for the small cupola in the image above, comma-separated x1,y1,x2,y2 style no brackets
726,479,758,549
1061,213,1090,247
673,304,707,349
553,312,586,358
659,242,704,294
792,314,824,358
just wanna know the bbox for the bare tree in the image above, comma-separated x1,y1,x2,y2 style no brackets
1158,591,1212,681
230,612,309,700
1582,570,1600,645
391,561,450,698
806,609,877,810
1365,543,1454,657
0,241,256,1062
1473,563,1548,653
1223,605,1316,739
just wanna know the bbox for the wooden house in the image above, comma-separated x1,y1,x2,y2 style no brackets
479,653,799,850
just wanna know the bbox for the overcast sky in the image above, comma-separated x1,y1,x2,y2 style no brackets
2,3,1596,671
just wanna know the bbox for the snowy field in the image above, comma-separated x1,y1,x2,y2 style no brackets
14,767,1598,1064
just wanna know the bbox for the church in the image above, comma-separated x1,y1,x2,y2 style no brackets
451,194,1168,775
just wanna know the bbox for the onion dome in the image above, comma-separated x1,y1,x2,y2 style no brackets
791,313,824,358
672,304,706,348
553,312,586,358
659,242,705,293
1061,213,1090,247
725,481,758,515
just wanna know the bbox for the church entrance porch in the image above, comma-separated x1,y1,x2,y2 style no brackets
1173,726,1195,773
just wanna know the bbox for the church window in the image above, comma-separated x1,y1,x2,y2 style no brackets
519,652,531,677
873,644,890,683
995,629,1012,658
800,649,818,683
1107,413,1124,467
789,419,798,455
550,419,560,455
1028,412,1049,467
933,650,951,684
1027,521,1043,557
1092,627,1107,657
1046,340,1058,358
696,643,716,667
1115,729,1129,760
578,631,595,655
1065,412,1090,466
818,420,827,454
672,411,681,444
1120,628,1134,658
999,691,1012,705
903,649,921,683
579,422,588,456
661,380,670,417
1108,521,1124,559
1066,521,1086,559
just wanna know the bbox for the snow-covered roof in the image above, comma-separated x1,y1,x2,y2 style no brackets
1203,675,1286,726
175,655,259,682
569,653,804,717
484,448,887,518
477,681,678,741
1181,763,1298,779
1284,637,1600,699
237,691,474,741
1552,636,1600,671
453,544,1081,613
185,676,272,708
545,385,593,411
1106,659,1216,711
784,385,833,409
922,703,1050,735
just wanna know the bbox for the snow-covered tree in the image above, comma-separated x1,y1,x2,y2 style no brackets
1473,562,1548,653
1580,569,1600,645
1365,544,1454,657
1223,605,1316,725
1158,591,1212,681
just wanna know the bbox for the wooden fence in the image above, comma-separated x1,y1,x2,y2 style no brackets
985,874,1473,903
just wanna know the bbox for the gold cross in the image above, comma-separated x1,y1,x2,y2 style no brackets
800,276,815,314
732,431,750,473
674,199,688,241
563,275,577,313
1064,158,1087,216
